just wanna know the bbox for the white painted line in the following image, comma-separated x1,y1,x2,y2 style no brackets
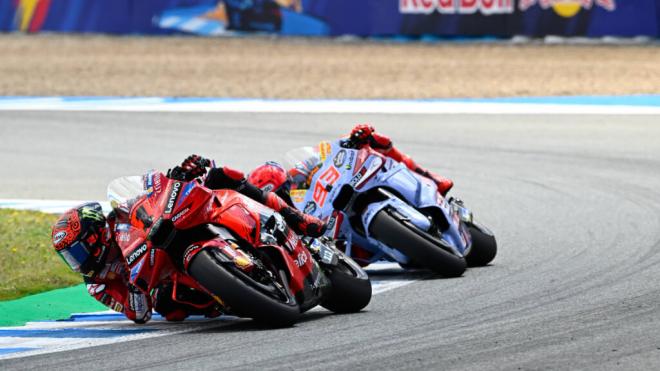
0,98,659,114
0,263,422,360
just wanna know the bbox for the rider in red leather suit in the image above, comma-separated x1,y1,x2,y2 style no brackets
51,155,326,323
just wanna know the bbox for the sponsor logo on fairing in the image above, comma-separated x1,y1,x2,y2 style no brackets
117,232,131,242
149,248,156,267
294,250,309,267
183,245,201,266
346,150,355,170
400,0,514,15
349,167,367,187
304,201,317,214
130,260,144,281
126,243,148,266
334,150,347,168
165,182,182,214
172,207,190,222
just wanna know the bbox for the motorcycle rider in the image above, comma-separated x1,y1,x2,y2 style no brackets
247,124,453,266
250,124,453,200
51,155,326,324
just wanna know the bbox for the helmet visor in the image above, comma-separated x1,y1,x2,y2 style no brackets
57,240,92,273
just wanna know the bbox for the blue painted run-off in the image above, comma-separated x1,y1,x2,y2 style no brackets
0,347,38,355
1,95,660,107
0,328,155,338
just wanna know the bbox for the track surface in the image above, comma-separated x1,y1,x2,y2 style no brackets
2,112,660,370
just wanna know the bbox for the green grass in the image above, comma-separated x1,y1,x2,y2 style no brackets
0,209,83,301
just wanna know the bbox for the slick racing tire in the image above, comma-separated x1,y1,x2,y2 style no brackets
321,252,372,314
188,249,300,327
370,209,467,277
465,223,497,267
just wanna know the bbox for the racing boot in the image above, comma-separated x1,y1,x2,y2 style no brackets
264,192,326,237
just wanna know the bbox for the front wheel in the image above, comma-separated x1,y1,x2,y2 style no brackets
369,210,467,277
465,223,497,267
321,252,372,313
188,249,300,327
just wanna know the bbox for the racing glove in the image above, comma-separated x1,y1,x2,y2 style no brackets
168,154,211,181
350,124,375,146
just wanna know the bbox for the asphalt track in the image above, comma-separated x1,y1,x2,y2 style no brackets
2,111,660,370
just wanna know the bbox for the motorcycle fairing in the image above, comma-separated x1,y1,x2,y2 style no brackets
291,140,471,264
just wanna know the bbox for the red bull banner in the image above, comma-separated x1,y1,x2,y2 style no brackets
1,0,659,37
305,0,658,37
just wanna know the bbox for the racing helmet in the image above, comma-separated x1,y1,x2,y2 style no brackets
248,161,290,193
284,145,323,190
248,161,295,205
52,202,110,276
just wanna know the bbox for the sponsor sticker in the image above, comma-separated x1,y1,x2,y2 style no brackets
290,189,308,204
349,167,367,187
304,201,317,214
294,250,309,267
333,149,347,168
164,181,182,215
346,150,355,170
126,243,148,266
183,245,202,266
172,206,190,223
318,141,332,162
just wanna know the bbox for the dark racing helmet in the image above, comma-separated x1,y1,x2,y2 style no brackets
52,202,110,276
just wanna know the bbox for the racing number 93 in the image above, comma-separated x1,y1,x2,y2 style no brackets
313,166,340,207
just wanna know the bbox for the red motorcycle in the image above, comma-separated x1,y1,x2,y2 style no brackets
107,171,372,326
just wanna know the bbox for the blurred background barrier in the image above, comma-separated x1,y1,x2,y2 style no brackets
1,0,658,37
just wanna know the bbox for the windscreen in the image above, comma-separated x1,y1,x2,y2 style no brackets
107,175,146,209
284,146,320,174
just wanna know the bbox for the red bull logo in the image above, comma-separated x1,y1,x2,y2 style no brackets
13,0,51,32
519,0,615,18
400,0,514,15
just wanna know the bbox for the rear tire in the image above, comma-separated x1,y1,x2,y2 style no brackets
321,254,372,313
370,210,466,277
188,249,300,327
465,223,497,267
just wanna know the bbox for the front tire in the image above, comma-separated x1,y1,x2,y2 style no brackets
188,249,300,327
465,223,497,267
321,253,372,313
369,210,466,277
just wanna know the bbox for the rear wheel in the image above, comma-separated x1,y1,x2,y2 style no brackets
321,252,372,313
369,210,466,277
465,223,497,267
188,249,300,327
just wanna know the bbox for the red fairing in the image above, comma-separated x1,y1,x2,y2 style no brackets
113,172,317,308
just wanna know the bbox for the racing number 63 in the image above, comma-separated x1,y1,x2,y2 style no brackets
313,166,340,207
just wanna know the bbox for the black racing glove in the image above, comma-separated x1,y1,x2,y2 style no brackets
167,154,211,181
